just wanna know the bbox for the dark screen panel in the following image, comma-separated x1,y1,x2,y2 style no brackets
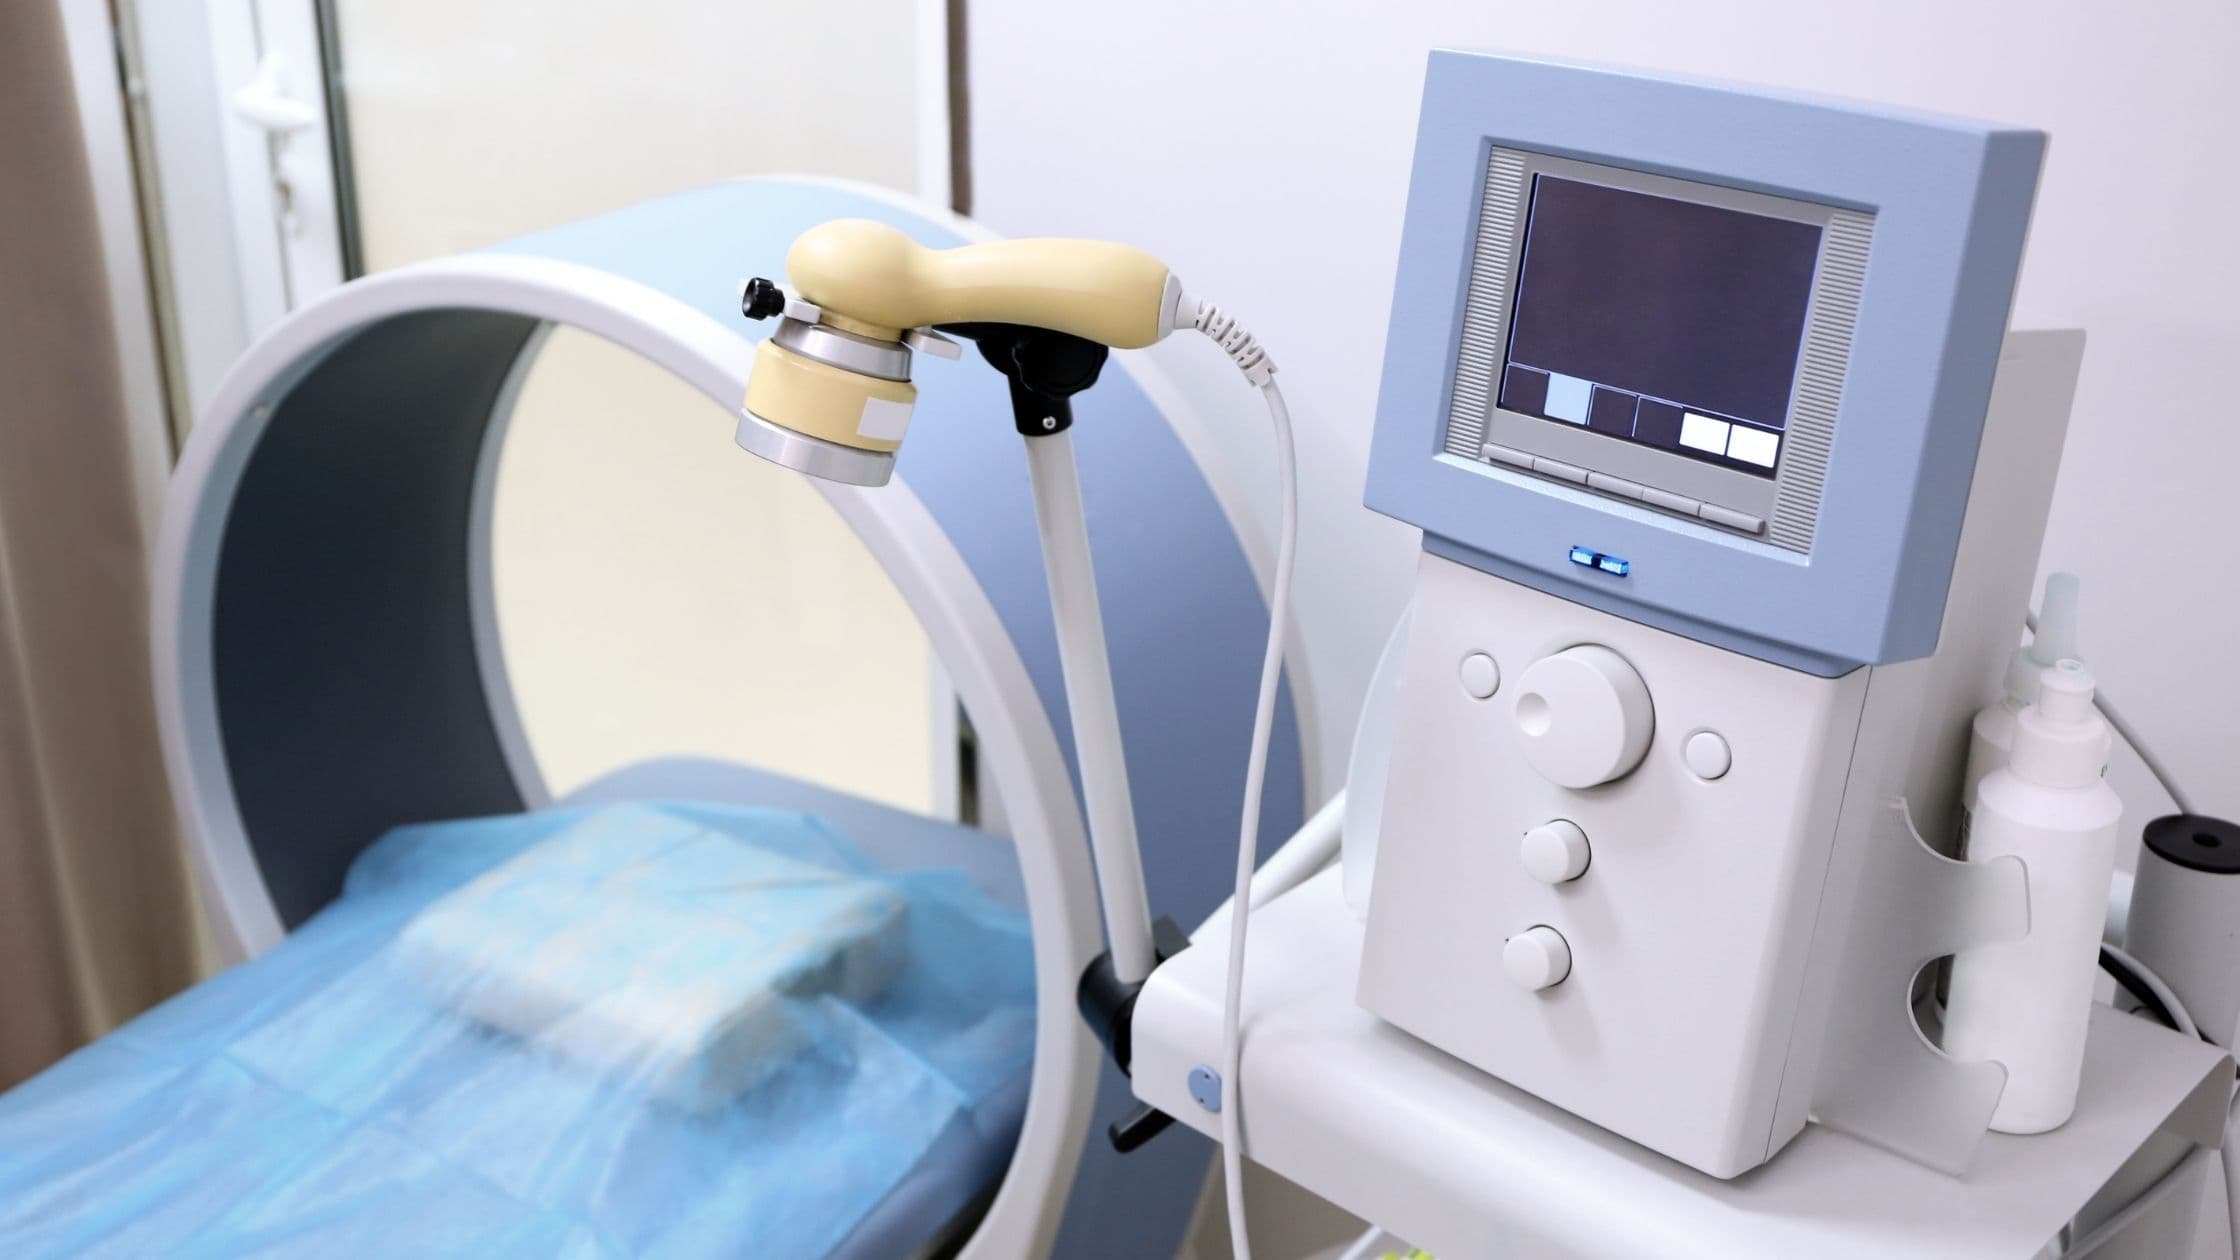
1499,174,1821,476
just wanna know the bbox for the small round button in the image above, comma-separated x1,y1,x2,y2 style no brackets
1459,651,1500,700
1512,645,1655,789
1684,730,1732,780
1503,926,1573,991
1520,820,1591,884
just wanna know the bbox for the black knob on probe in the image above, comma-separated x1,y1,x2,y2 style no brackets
740,277,787,321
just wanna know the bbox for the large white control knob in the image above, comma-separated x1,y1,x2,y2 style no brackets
1520,820,1591,884
1503,925,1573,991
1512,645,1654,789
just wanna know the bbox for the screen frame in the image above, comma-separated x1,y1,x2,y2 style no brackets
1363,50,2044,674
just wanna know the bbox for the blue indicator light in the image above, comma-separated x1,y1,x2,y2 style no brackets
1569,545,1632,577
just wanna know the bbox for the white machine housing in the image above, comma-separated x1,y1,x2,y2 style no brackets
1361,329,2082,1178
1352,51,2079,1180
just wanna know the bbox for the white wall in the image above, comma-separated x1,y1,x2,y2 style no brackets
967,0,2240,842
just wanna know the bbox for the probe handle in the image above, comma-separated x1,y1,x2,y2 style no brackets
786,219,1176,348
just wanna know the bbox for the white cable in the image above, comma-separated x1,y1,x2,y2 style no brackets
1220,378,1293,1260
2094,686,2197,817
1190,296,1293,1260
1193,297,1277,387
2101,941,2199,1040
2024,610,2196,815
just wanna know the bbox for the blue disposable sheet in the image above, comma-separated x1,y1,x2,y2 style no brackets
0,802,1037,1258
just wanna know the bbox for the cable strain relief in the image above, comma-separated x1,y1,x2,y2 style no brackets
1158,275,1191,339
1191,299,1277,386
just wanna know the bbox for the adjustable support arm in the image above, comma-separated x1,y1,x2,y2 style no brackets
941,323,1110,436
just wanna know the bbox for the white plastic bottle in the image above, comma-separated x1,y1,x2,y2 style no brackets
1944,660,2123,1134
1961,573,2082,850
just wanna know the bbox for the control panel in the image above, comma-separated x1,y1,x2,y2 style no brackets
1357,551,1870,1177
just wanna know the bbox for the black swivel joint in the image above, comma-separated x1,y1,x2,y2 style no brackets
740,277,787,321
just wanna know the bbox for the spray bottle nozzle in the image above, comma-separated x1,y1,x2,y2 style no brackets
2035,659,2097,724
2004,572,2085,706
2010,657,2111,789
2031,572,2081,667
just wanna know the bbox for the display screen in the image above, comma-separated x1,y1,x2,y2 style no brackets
1498,175,1823,477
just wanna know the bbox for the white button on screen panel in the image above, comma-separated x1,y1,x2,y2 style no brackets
1503,926,1574,991
1481,442,1535,471
1699,503,1765,535
1460,651,1501,699
1726,425,1780,468
1678,412,1731,456
1520,820,1591,884
1512,645,1656,789
1586,472,1643,501
1684,729,1733,780
1530,455,1589,485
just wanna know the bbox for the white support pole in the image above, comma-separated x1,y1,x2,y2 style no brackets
1022,429,1158,985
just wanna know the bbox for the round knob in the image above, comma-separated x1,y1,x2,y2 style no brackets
1459,651,1500,699
1683,729,1732,781
1512,645,1654,789
1503,926,1573,991
740,276,787,320
1520,820,1591,884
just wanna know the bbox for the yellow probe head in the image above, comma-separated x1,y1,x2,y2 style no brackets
736,220,1183,487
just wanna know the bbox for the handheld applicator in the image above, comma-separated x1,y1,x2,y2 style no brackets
733,217,1289,1260
735,219,1194,486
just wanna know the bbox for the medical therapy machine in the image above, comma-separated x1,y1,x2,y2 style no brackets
1353,50,2067,1178
1116,52,2236,1260
666,50,2234,1259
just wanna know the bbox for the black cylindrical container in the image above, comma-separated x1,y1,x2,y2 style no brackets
2124,814,2240,1048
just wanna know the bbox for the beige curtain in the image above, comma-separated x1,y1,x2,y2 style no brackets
0,0,204,1088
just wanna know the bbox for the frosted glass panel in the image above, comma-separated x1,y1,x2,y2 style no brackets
328,3,949,815
332,0,930,269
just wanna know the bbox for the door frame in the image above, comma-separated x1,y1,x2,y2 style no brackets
53,0,175,538
127,0,960,437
